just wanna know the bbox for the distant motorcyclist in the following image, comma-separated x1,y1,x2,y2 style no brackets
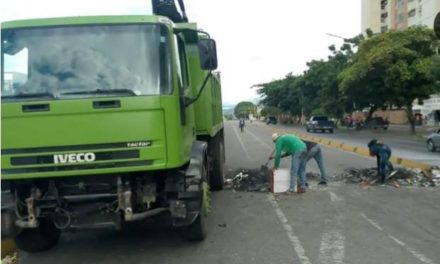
368,139,394,185
239,118,245,132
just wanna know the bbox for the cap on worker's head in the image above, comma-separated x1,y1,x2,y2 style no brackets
272,133,281,142
368,139,378,148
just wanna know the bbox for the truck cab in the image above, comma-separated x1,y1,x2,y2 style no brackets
1,15,224,252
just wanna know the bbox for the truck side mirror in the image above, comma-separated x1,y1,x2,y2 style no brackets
198,39,218,70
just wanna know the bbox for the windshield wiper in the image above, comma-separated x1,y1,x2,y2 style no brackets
60,89,138,96
1,92,57,99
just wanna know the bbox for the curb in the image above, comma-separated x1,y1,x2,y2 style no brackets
274,128,433,171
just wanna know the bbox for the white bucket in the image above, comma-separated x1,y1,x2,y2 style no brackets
272,169,291,193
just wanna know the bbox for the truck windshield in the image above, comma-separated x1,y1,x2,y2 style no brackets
1,24,171,101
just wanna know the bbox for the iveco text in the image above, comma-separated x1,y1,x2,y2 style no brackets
53,153,96,164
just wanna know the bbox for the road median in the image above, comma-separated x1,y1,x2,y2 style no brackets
274,128,433,171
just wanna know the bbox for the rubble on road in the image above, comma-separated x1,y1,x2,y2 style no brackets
224,165,440,191
225,166,270,192
337,167,440,187
306,172,321,181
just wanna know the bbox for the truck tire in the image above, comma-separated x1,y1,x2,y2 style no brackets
182,155,209,241
210,138,224,191
15,218,61,252
329,129,333,134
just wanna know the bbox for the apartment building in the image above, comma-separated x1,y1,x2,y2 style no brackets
362,0,440,33
362,0,440,125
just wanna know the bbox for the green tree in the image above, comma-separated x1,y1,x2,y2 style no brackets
254,74,303,116
255,39,359,120
294,41,357,118
260,106,282,117
340,26,439,133
234,101,256,118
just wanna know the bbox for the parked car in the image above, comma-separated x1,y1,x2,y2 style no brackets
365,117,389,130
266,116,277,125
306,116,335,133
427,129,440,152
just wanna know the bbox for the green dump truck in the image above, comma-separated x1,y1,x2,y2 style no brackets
1,0,224,252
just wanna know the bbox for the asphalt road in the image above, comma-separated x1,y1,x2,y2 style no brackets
275,123,440,166
18,121,440,264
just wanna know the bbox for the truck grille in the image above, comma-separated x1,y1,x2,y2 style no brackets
10,150,140,166
2,141,155,175
2,141,152,155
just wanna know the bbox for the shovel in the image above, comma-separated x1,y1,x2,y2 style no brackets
264,157,271,167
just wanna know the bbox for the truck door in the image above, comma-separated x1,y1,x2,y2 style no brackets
175,35,195,155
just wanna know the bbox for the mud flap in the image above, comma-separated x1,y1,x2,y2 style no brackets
172,141,209,233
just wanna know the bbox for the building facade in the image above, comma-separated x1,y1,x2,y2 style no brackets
362,0,440,33
361,0,440,125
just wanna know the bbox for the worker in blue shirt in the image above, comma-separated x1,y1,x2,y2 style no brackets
368,139,394,185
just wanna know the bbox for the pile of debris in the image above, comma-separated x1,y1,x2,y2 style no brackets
225,166,270,192
338,167,440,187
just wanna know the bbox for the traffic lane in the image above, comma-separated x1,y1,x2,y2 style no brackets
240,122,407,263
275,188,422,264
276,183,440,264
19,122,297,264
342,186,440,263
246,121,440,263
19,192,297,264
275,123,440,165
288,124,427,152
224,121,263,171
18,121,440,264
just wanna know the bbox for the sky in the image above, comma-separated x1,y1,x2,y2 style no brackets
0,0,361,105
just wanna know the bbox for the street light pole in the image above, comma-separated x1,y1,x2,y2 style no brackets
325,33,348,41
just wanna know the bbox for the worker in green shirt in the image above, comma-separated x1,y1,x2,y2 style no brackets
270,133,308,193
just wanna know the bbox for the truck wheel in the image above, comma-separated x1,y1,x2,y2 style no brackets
329,129,333,134
306,128,310,132
183,159,209,241
15,219,61,252
210,139,224,191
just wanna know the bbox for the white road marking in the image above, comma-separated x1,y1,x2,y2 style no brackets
267,194,312,264
359,213,383,231
388,235,405,247
318,230,345,264
245,128,273,150
388,235,437,264
329,191,343,202
360,213,437,264
230,122,253,162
